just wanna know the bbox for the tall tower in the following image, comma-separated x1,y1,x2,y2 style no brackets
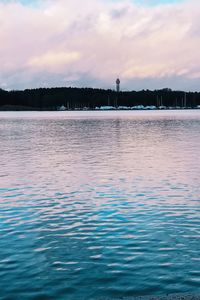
116,78,120,93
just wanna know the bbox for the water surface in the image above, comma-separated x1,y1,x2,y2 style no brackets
0,110,200,299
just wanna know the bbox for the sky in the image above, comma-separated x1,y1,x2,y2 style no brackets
0,0,200,91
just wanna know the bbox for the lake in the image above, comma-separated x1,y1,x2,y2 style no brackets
0,110,200,300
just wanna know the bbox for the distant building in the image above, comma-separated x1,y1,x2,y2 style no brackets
116,78,120,92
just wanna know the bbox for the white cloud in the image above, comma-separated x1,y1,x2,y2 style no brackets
28,51,81,72
0,0,200,90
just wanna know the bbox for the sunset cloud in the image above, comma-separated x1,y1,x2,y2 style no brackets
0,0,200,90
28,51,81,72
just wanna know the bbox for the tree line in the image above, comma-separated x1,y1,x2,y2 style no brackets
0,87,200,110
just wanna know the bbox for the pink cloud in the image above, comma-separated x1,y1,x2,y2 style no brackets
0,0,200,90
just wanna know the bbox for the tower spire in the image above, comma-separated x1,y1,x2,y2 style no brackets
116,78,120,93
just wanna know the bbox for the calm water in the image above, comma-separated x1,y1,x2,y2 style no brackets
0,110,200,300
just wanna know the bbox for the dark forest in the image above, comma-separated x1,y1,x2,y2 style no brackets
0,87,200,110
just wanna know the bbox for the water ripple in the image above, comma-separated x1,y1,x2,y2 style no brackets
0,111,200,299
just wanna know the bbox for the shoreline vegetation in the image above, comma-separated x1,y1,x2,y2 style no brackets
1,87,200,111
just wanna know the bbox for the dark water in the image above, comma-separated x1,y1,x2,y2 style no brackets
0,110,200,300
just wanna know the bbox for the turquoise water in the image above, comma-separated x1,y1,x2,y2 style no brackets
0,110,200,300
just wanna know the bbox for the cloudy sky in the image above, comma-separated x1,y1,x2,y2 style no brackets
0,0,200,91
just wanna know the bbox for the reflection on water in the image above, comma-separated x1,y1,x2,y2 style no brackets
0,110,200,300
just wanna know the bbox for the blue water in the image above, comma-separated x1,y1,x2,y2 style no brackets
0,110,200,300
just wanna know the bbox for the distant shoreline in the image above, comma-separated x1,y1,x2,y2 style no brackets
0,105,37,111
1,87,200,110
0,105,200,112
